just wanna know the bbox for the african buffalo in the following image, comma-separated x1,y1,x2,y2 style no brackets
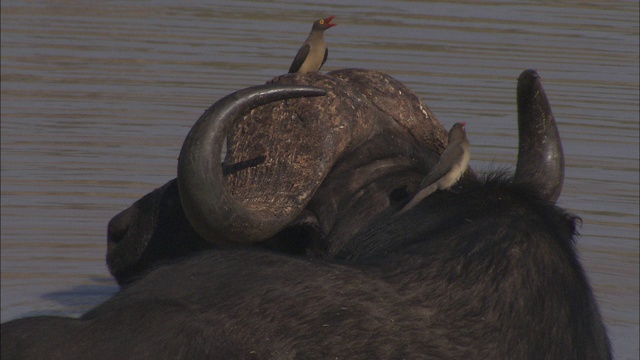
1,70,611,359
107,69,450,285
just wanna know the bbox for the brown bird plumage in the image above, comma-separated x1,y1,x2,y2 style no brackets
399,122,470,214
289,16,336,74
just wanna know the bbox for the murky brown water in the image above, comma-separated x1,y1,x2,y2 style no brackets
2,0,638,357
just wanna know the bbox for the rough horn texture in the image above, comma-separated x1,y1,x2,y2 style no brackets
212,69,450,244
514,69,564,203
178,84,327,245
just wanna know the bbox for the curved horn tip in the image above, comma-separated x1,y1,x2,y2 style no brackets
223,85,327,111
514,69,564,203
518,69,540,83
249,84,327,98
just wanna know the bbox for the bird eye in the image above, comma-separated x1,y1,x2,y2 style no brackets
319,20,324,24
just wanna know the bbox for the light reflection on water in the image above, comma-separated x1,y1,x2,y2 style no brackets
1,0,638,358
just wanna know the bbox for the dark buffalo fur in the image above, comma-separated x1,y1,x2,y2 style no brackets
106,179,214,284
106,178,329,285
1,174,612,359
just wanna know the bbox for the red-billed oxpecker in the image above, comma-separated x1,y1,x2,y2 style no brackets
288,16,336,74
399,122,470,214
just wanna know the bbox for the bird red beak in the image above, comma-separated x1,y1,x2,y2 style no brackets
325,16,337,27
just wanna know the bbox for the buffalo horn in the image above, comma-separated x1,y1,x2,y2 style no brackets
178,84,327,244
514,69,565,203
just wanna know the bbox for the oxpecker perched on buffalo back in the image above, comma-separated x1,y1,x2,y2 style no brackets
399,122,470,213
289,16,336,74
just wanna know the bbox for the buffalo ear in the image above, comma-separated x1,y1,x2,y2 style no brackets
514,70,564,203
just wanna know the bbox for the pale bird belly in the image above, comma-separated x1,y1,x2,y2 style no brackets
299,45,326,73
437,165,463,190
437,152,470,190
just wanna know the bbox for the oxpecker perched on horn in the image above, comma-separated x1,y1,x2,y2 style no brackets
289,16,336,74
399,122,470,214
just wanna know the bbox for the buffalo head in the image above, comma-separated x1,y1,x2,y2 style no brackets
108,69,451,283
107,69,561,285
